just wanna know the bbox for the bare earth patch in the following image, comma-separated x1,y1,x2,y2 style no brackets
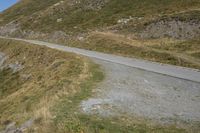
81,59,200,131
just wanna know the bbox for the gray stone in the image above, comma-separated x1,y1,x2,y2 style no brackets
139,19,200,39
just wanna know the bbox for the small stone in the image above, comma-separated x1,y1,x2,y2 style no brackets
57,18,63,23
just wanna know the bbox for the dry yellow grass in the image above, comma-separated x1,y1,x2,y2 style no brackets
0,38,92,132
66,31,200,69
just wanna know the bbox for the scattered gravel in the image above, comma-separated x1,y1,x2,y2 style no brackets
81,59,200,124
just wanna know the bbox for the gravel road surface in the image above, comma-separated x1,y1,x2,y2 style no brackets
82,59,200,124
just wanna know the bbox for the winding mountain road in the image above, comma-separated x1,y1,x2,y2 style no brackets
8,37,200,83
1,37,200,125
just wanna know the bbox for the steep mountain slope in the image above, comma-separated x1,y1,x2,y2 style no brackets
1,1,200,132
0,0,200,69
0,38,103,133
1,0,200,34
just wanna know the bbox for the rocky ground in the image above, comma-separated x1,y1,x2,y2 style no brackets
0,52,6,68
81,59,200,128
0,119,34,133
0,52,23,73
138,18,200,39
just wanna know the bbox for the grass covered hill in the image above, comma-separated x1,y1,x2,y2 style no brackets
0,0,200,33
0,38,103,132
0,1,200,132
0,38,186,133
0,0,200,70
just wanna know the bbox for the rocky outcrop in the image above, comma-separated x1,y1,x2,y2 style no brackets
0,21,21,37
69,0,109,10
0,52,23,73
0,23,69,43
0,52,6,69
139,18,200,39
0,119,34,133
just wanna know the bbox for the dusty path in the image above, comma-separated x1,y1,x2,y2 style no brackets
1,37,200,125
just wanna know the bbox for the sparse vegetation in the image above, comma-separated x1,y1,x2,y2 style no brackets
0,0,200,70
149,40,200,53
65,32,200,69
1,0,200,33
0,0,200,131
0,38,188,133
0,38,103,132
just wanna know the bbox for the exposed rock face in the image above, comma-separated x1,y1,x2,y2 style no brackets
0,21,21,37
50,31,68,41
8,61,24,73
0,52,6,69
69,0,109,10
0,52,23,73
83,0,109,10
26,31,70,43
0,119,34,133
139,18,200,39
0,23,69,42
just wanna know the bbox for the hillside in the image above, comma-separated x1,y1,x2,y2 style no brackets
0,0,200,69
0,38,190,133
0,0,200,34
0,1,200,132
0,38,103,133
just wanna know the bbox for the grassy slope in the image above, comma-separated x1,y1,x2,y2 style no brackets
0,0,200,70
0,1,199,132
0,38,101,132
66,32,200,69
0,39,188,133
1,0,200,33
1,0,199,69
0,0,60,25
